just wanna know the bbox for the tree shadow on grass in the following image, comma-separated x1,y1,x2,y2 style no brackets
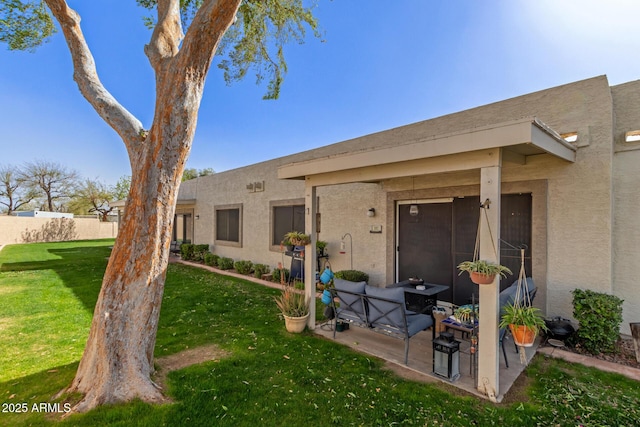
0,244,111,315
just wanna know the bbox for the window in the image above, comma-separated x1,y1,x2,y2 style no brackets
215,204,242,246
272,203,305,246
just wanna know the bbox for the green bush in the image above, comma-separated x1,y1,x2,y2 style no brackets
192,244,210,262
272,267,290,284
234,260,253,275
217,257,234,270
335,269,369,283
572,288,623,354
253,263,271,279
209,254,220,267
203,252,215,266
180,243,194,260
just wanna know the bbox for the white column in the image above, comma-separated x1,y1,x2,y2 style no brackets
477,165,501,401
304,178,317,330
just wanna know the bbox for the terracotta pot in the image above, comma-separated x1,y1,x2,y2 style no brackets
283,314,309,333
470,271,496,285
509,324,537,347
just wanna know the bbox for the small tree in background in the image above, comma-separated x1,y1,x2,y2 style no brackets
182,167,215,181
0,164,38,214
69,178,115,221
20,160,79,212
112,175,132,201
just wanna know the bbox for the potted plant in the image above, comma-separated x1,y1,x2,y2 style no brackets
499,303,548,347
281,236,294,252
316,240,328,257
284,231,311,246
274,285,310,333
457,260,512,285
454,304,477,326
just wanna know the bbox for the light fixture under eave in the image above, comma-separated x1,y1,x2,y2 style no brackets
409,176,419,216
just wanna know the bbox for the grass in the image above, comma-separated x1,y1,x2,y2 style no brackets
1,240,639,426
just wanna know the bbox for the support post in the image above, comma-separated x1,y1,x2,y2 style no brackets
477,165,501,401
304,178,317,330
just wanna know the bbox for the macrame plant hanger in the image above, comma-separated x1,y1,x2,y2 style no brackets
512,246,532,364
472,199,499,265
468,199,499,364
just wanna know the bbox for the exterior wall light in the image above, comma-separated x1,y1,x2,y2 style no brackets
625,130,640,142
367,208,375,217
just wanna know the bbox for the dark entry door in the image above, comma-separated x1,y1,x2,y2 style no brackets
397,201,453,302
452,194,532,305
397,194,532,306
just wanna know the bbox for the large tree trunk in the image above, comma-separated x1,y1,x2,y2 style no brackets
66,133,185,412
42,0,242,413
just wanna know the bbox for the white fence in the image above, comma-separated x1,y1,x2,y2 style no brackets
0,216,118,245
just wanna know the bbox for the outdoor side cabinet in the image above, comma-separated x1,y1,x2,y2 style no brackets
433,332,460,381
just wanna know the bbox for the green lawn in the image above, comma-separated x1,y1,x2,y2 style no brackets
1,240,639,426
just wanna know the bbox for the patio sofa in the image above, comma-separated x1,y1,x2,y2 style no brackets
330,278,434,365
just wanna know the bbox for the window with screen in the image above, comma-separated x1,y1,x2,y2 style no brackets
272,204,305,246
215,206,241,245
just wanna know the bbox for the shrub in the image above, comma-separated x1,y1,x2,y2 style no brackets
180,243,194,260
234,260,253,275
253,263,271,279
335,270,369,283
572,288,623,354
217,257,234,270
203,252,215,266
209,254,220,267
192,244,210,262
272,267,290,284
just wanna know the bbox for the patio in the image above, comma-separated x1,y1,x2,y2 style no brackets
314,319,538,402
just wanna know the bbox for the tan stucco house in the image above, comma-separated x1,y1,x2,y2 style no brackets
175,75,640,397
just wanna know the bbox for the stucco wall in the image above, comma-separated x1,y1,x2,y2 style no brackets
182,75,640,333
179,162,387,284
379,76,615,322
0,216,118,245
612,80,640,334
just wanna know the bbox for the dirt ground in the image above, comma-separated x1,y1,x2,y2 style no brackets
541,337,640,369
153,344,231,391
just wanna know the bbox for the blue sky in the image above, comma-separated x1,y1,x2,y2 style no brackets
1,0,639,186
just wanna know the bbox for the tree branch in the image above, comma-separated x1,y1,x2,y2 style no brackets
144,0,183,70
43,0,145,159
177,0,242,81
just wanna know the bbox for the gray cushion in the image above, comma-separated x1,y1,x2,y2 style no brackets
365,285,406,327
406,313,433,336
334,278,367,321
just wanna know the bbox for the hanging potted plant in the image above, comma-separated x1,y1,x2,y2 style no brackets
284,231,311,246
274,285,310,333
499,303,547,347
457,260,512,285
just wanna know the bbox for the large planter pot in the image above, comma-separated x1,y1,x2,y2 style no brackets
470,271,496,285
284,314,310,333
509,324,537,347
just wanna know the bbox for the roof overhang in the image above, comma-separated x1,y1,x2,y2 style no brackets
278,117,576,185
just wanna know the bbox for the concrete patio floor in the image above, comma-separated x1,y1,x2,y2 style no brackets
313,320,538,402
